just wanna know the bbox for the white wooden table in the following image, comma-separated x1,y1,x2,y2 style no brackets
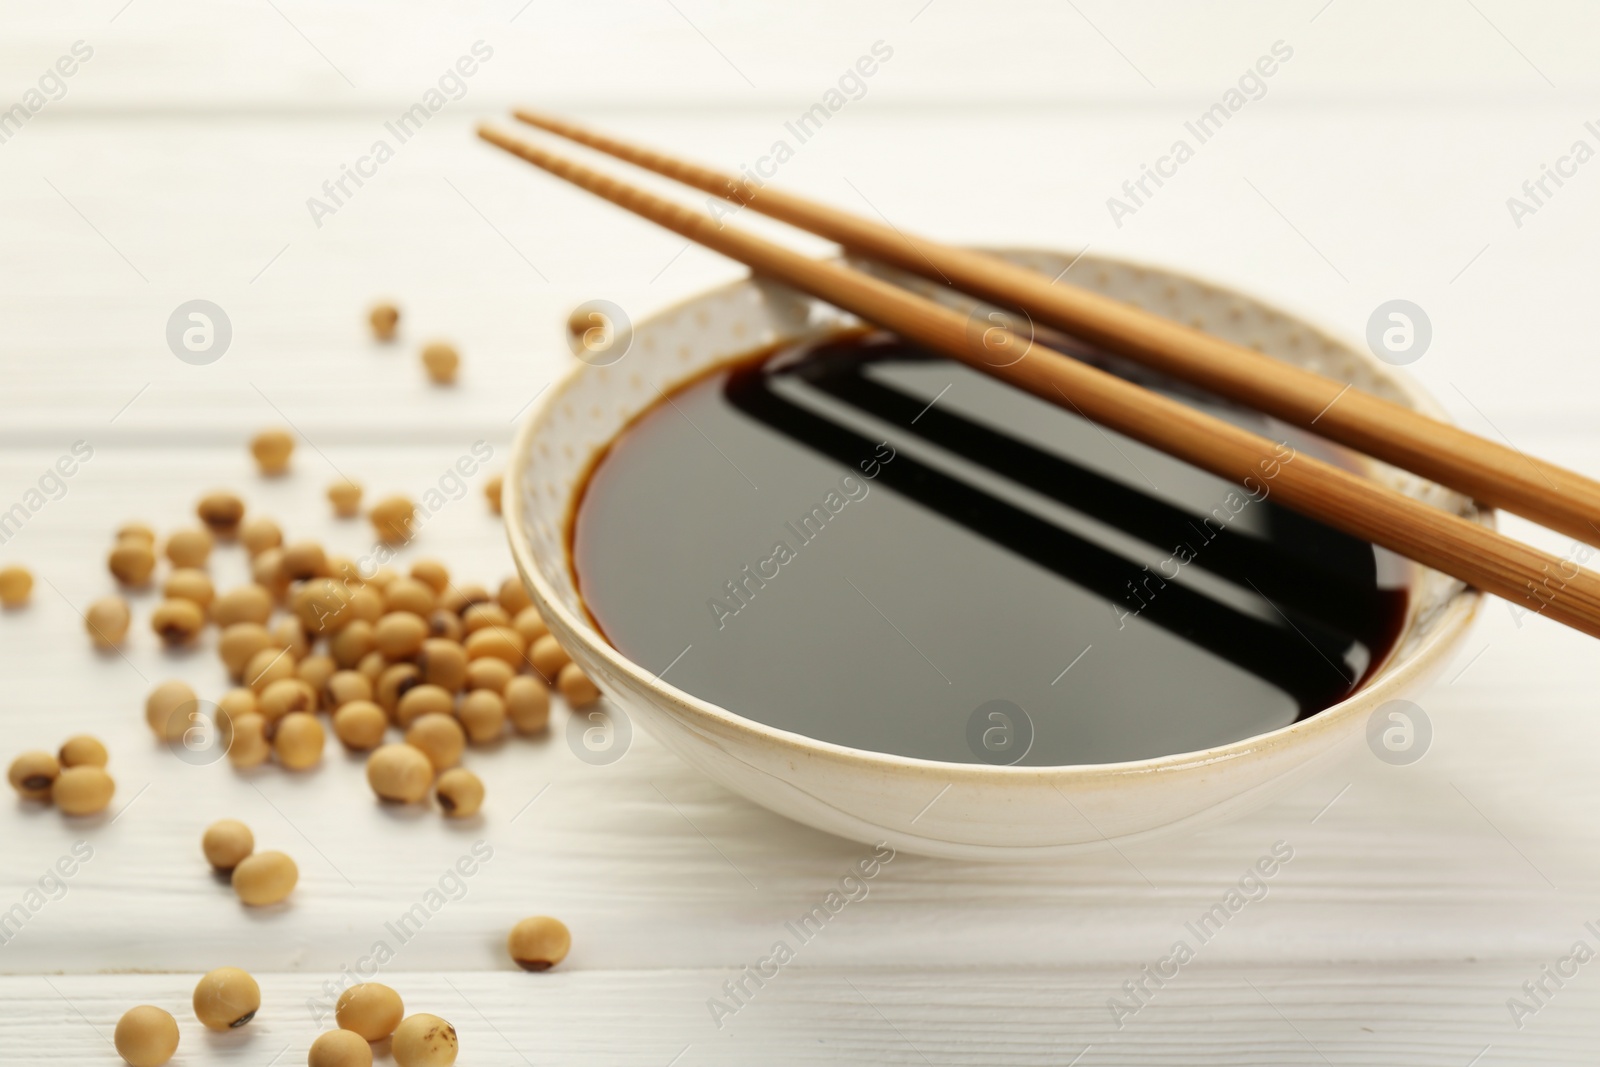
5,2,1600,1063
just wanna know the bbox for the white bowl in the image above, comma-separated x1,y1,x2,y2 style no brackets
506,249,1486,861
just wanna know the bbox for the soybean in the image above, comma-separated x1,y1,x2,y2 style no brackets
384,577,437,617
193,966,260,1029
333,701,388,751
310,1028,373,1067
359,650,391,684
251,428,294,475
427,609,464,643
114,1005,180,1067
417,638,467,691
328,555,363,586
484,473,504,515
109,538,157,586
202,819,255,871
410,559,450,594
239,515,283,556
163,568,215,610
165,527,213,568
228,713,271,768
197,491,245,538
435,768,484,817
151,598,205,645
392,1013,458,1067
367,743,434,804
220,622,275,677
461,602,509,635
328,479,363,518
233,850,298,905
146,680,198,740
370,495,416,545
512,606,549,644
421,341,460,385
273,616,311,660
218,687,259,721
498,577,532,616
405,713,464,770
0,565,32,607
252,548,291,598
346,585,385,625
336,982,404,1041
464,657,514,694
507,915,571,971
297,653,336,694
458,689,506,744
260,678,317,722
440,583,489,615
293,578,354,634
395,683,452,728
375,663,421,707
464,625,525,667
59,735,108,769
324,669,373,709
530,634,572,681
53,765,115,815
116,521,157,546
273,712,325,770
216,585,274,628
375,611,428,659
8,750,59,801
558,663,601,708
217,690,258,754
504,676,550,735
281,541,329,582
86,595,131,648
369,302,400,342
330,620,376,669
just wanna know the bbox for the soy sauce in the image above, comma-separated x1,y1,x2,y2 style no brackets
572,330,1409,766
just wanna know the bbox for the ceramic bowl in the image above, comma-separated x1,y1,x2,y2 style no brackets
505,249,1486,861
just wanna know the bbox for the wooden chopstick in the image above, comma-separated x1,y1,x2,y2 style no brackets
477,122,1600,639
509,107,1600,549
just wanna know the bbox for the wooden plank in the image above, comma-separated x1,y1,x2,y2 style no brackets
3,0,1596,109
0,446,1598,978
2,968,1594,1066
2,108,1599,443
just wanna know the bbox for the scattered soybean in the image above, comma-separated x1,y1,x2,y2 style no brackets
114,1005,180,1067
192,966,261,1030
507,915,571,972
366,743,434,804
86,595,131,648
251,429,295,476
232,850,298,905
392,1013,458,1067
202,819,255,871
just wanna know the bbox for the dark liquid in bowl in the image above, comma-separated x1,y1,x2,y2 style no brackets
572,331,1408,766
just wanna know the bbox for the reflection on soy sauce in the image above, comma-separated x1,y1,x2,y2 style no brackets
731,335,1406,705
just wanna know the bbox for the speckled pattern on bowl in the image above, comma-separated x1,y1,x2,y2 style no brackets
505,249,1487,861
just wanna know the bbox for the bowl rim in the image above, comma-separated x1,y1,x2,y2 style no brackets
505,247,1486,785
